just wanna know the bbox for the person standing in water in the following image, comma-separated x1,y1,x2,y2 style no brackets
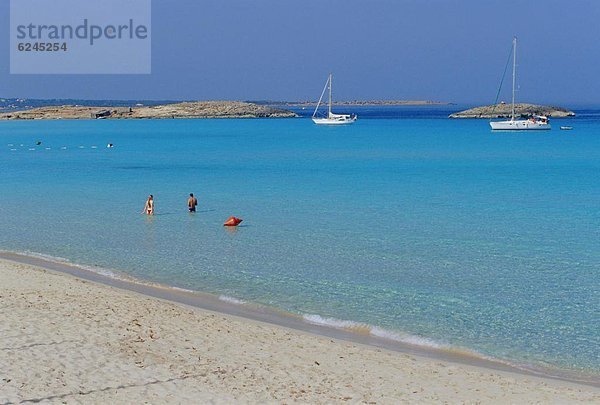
142,195,154,215
187,193,198,212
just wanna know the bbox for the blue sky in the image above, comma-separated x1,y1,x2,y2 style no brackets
1,0,599,104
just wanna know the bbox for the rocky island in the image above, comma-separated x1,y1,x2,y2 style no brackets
449,103,575,118
0,101,298,120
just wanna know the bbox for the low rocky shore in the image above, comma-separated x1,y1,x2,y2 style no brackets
0,101,298,120
449,103,575,118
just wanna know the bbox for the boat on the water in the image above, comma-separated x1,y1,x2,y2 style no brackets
560,126,573,130
490,37,551,131
312,74,357,125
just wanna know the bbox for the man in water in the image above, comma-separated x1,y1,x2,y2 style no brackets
188,193,198,212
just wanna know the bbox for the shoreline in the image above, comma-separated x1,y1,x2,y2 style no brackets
0,101,298,120
449,103,575,118
2,256,599,403
1,250,598,389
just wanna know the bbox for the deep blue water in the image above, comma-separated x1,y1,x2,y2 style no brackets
0,108,598,377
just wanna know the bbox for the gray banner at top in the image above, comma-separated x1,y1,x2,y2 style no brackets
10,0,151,74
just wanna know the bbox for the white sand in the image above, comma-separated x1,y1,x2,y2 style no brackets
0,259,598,404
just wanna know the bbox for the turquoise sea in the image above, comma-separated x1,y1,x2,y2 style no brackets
1,106,598,380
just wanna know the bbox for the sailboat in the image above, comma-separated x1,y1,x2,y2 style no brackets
312,74,357,125
490,37,551,131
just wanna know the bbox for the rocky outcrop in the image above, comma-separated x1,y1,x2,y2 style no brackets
0,101,298,120
449,103,575,119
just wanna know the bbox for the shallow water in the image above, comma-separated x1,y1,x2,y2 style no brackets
0,108,598,377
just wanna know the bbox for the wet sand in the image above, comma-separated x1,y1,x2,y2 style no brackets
1,257,598,403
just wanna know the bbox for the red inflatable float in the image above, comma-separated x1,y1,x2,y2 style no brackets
223,216,243,227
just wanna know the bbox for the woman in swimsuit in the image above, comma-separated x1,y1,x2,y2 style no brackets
142,195,154,215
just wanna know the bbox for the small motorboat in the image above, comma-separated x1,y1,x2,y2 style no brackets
560,126,573,130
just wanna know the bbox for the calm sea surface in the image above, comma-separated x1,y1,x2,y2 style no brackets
1,106,598,378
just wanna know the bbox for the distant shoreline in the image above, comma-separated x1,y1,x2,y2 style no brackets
0,98,450,114
450,103,575,118
0,101,298,120
0,99,454,120
253,100,450,107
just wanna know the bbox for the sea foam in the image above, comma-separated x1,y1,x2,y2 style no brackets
303,313,446,349
219,295,246,305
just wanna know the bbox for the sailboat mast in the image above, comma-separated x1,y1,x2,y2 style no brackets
511,36,517,121
328,73,332,117
313,75,329,118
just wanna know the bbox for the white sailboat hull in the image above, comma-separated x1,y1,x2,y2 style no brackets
490,120,551,130
312,116,357,125
489,38,551,132
312,74,357,125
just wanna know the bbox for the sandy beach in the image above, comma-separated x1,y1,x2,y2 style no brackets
0,258,598,404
